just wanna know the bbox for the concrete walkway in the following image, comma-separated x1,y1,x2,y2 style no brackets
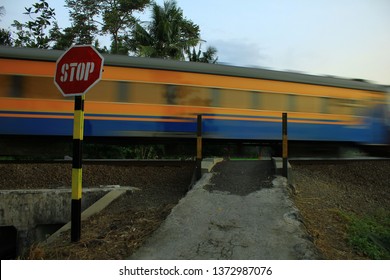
129,160,320,260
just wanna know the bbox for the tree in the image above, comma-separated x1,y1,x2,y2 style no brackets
64,0,150,54
101,0,150,54
65,0,100,45
49,22,74,50
129,0,200,60
188,45,218,63
11,0,56,48
0,28,13,46
3,0,216,59
0,6,13,46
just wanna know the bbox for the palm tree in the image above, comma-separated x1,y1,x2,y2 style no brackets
187,45,218,63
128,0,200,60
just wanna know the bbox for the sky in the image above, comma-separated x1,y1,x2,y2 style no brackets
1,0,389,85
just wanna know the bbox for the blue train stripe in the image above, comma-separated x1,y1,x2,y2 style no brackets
1,110,346,125
0,115,373,143
202,113,342,123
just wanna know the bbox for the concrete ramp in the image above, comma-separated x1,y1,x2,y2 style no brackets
129,160,319,260
45,187,136,244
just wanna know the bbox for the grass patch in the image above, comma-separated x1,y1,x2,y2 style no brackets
0,156,16,161
339,209,390,259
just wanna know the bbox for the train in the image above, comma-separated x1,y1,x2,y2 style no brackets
0,46,389,147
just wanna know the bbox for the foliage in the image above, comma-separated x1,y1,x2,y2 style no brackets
128,0,200,60
83,143,165,159
11,0,56,48
49,22,74,50
64,0,151,54
0,28,12,46
340,210,390,259
65,0,100,45
1,0,217,61
187,45,218,63
0,6,12,46
101,0,151,54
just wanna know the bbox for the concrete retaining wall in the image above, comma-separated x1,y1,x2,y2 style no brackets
0,188,113,230
0,186,132,257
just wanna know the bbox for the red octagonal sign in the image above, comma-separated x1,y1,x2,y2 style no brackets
54,45,104,97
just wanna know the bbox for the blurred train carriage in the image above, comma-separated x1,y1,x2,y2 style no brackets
0,47,389,148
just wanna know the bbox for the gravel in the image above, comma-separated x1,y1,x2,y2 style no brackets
0,162,194,192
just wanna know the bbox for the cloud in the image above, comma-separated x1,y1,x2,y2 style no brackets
207,39,268,67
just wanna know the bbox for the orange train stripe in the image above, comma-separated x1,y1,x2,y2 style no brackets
1,98,360,124
85,101,357,122
0,59,55,76
103,65,374,99
0,58,379,100
0,113,72,119
0,98,73,113
85,116,191,122
0,113,189,122
0,112,360,126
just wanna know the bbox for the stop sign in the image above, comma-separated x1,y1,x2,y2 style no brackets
54,45,104,97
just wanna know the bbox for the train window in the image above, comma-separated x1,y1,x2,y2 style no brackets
327,98,355,115
261,92,287,111
87,80,119,102
321,97,329,114
166,85,177,104
219,88,251,109
340,99,363,116
353,99,367,116
0,75,12,97
176,85,212,107
287,95,296,112
251,91,260,109
23,76,59,99
294,95,322,113
129,82,166,104
117,82,129,102
211,88,220,107
9,76,24,98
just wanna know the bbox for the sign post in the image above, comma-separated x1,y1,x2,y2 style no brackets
282,112,288,178
196,115,203,180
54,45,104,242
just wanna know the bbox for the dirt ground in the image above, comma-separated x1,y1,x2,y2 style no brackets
3,159,388,260
290,160,390,260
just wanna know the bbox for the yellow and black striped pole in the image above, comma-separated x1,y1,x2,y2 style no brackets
196,115,203,180
282,112,288,178
71,95,85,242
